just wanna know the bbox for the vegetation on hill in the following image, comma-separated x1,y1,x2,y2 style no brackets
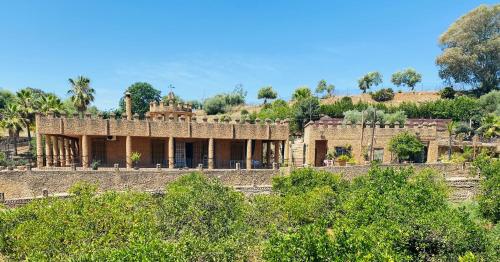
1,165,498,260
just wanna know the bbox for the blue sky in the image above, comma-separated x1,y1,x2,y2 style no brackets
0,0,496,109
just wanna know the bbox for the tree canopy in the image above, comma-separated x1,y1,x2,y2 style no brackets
315,79,335,98
436,4,500,95
391,68,422,91
358,72,382,93
257,86,278,104
119,82,161,117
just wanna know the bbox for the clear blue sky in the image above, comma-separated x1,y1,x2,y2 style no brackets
0,0,496,109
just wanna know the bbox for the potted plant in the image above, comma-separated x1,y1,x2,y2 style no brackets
347,157,357,166
91,160,100,170
325,149,335,166
130,152,141,170
337,155,350,166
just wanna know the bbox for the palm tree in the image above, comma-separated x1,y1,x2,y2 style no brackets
446,121,456,160
0,104,23,155
37,94,64,114
68,76,95,116
16,89,36,151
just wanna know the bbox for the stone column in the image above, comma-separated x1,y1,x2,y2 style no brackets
427,141,439,163
284,139,290,165
274,141,280,164
58,137,65,166
208,138,214,169
52,136,60,167
168,136,174,169
125,92,132,120
266,141,271,166
164,139,169,167
45,135,53,167
82,135,89,168
126,136,132,169
246,139,252,170
36,132,43,168
64,138,71,166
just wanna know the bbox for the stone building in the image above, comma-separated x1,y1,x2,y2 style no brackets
35,93,290,169
303,116,498,166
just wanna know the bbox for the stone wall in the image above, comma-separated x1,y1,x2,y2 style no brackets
0,164,478,203
303,122,449,165
36,114,289,141
0,169,280,200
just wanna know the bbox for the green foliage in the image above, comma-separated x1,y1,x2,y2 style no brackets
440,86,457,99
436,4,500,95
119,82,161,117
358,71,382,93
67,76,95,114
158,173,252,261
203,86,247,115
257,86,277,104
478,90,500,115
391,68,422,91
370,87,395,102
273,168,346,196
389,132,424,161
1,168,497,261
0,182,165,261
0,89,14,110
265,167,491,261
315,79,335,98
474,154,500,223
130,151,141,163
292,96,320,131
291,86,312,100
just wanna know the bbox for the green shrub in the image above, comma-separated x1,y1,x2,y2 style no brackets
370,88,395,102
440,86,456,99
389,132,424,162
475,154,500,223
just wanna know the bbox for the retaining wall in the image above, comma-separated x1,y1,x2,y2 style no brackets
0,164,478,204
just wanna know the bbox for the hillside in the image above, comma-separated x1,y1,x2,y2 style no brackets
320,91,441,106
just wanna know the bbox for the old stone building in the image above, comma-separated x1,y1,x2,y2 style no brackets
303,116,498,166
35,92,290,169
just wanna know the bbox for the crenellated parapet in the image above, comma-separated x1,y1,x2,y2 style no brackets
304,120,445,141
35,113,290,140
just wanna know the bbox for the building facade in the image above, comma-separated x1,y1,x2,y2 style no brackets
35,93,290,169
303,116,498,166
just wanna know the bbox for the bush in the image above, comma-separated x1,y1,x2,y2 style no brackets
474,154,500,223
370,88,395,102
203,87,247,115
158,173,253,261
440,86,456,99
388,132,424,162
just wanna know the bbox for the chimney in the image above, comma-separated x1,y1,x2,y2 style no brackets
125,92,132,120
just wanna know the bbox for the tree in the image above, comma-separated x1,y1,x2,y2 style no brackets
391,68,422,91
292,86,312,100
16,89,36,152
315,80,335,98
0,104,23,155
388,132,424,162
446,121,457,160
0,89,14,110
257,86,277,105
440,86,456,99
358,72,382,93
67,76,95,116
36,94,64,114
474,153,500,223
293,96,320,131
436,4,500,96
119,82,161,117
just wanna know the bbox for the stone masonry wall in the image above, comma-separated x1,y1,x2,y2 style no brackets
0,164,478,203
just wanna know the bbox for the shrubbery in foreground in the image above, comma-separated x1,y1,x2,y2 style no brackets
0,166,498,261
